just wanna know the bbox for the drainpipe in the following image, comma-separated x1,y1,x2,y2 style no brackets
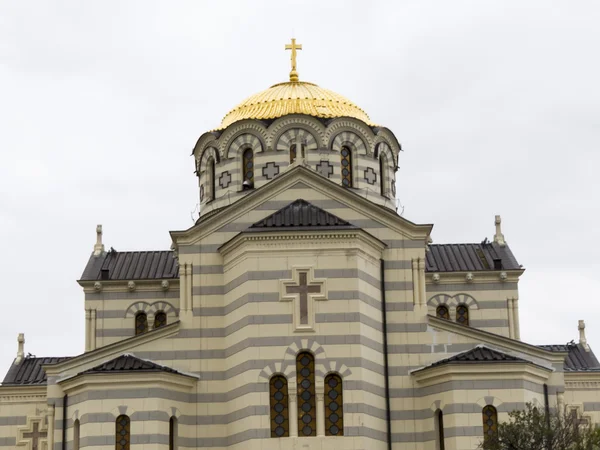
62,394,67,450
544,384,552,450
380,259,392,450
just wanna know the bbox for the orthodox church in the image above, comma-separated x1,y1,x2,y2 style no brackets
2,39,600,450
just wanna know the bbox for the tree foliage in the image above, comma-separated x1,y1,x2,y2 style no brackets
481,404,600,450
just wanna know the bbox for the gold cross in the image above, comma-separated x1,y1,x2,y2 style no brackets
285,38,302,82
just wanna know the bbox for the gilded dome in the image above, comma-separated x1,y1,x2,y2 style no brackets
217,81,375,130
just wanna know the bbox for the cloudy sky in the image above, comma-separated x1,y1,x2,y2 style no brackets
1,1,599,378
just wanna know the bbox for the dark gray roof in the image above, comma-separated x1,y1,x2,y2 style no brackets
539,343,600,372
428,346,526,368
80,250,179,281
426,242,521,272
2,356,70,386
79,354,181,376
249,199,355,231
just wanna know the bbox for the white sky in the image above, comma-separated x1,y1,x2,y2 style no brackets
1,1,599,378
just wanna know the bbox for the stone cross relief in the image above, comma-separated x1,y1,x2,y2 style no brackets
281,268,327,330
22,421,47,450
219,170,231,189
364,167,377,185
262,162,280,180
316,160,334,178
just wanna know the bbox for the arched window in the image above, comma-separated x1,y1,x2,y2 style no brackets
169,416,178,450
340,146,353,187
269,375,289,438
436,305,450,320
135,312,148,335
242,148,254,188
482,405,498,443
435,409,445,450
290,144,297,164
115,414,130,450
73,419,80,450
456,305,469,326
324,373,343,436
296,352,316,436
154,311,167,329
379,154,387,196
207,157,216,201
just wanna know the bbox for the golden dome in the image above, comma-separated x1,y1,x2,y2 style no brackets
217,81,375,130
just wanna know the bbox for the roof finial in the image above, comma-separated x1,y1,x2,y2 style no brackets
94,224,105,256
285,38,302,82
15,333,25,365
578,320,590,352
493,215,506,247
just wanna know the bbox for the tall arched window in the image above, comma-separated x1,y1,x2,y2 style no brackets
169,416,178,450
379,154,387,196
269,375,289,437
242,148,254,187
154,311,167,329
482,405,498,443
436,305,450,320
340,146,353,187
207,157,215,201
456,305,469,326
435,409,445,450
324,373,344,436
73,419,80,450
296,352,316,436
135,312,148,335
290,144,297,164
115,414,130,450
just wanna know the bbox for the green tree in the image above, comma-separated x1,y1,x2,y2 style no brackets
481,404,600,450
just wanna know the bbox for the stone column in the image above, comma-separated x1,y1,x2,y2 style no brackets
316,386,325,437
84,310,91,352
91,309,97,351
418,258,426,306
507,298,515,339
289,387,298,437
47,404,55,450
513,298,521,340
411,259,419,305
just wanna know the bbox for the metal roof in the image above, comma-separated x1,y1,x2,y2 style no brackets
539,343,600,372
2,356,70,386
249,199,355,231
79,354,180,376
80,250,179,281
426,242,521,272
428,346,526,368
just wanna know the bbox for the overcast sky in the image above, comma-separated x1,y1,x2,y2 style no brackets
1,1,599,378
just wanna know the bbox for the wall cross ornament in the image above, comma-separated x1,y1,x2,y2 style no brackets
280,267,327,331
262,161,280,180
219,170,231,189
316,160,334,178
19,418,47,450
364,167,377,185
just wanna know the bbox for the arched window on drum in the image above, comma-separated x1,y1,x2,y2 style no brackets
270,375,289,437
296,352,316,436
340,146,353,187
242,148,254,189
324,373,344,436
379,153,389,196
206,157,216,201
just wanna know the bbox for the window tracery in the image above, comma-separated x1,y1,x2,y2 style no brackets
242,148,254,187
482,405,498,442
270,375,290,437
115,415,130,450
436,305,450,320
324,373,343,436
340,146,353,187
456,305,469,326
296,352,316,436
135,312,148,335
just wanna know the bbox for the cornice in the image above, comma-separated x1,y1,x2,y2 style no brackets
426,270,525,285
0,385,46,404
78,278,179,293
43,321,181,377
170,165,433,247
412,362,552,387
427,315,567,364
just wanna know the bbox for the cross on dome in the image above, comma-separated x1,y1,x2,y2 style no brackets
285,38,302,82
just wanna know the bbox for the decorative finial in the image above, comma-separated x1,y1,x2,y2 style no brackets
578,320,590,351
493,215,506,247
15,333,25,365
94,224,105,256
285,38,302,82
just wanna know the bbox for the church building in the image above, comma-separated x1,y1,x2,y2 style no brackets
2,39,600,450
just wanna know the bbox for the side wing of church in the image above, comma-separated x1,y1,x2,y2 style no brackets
2,42,599,450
